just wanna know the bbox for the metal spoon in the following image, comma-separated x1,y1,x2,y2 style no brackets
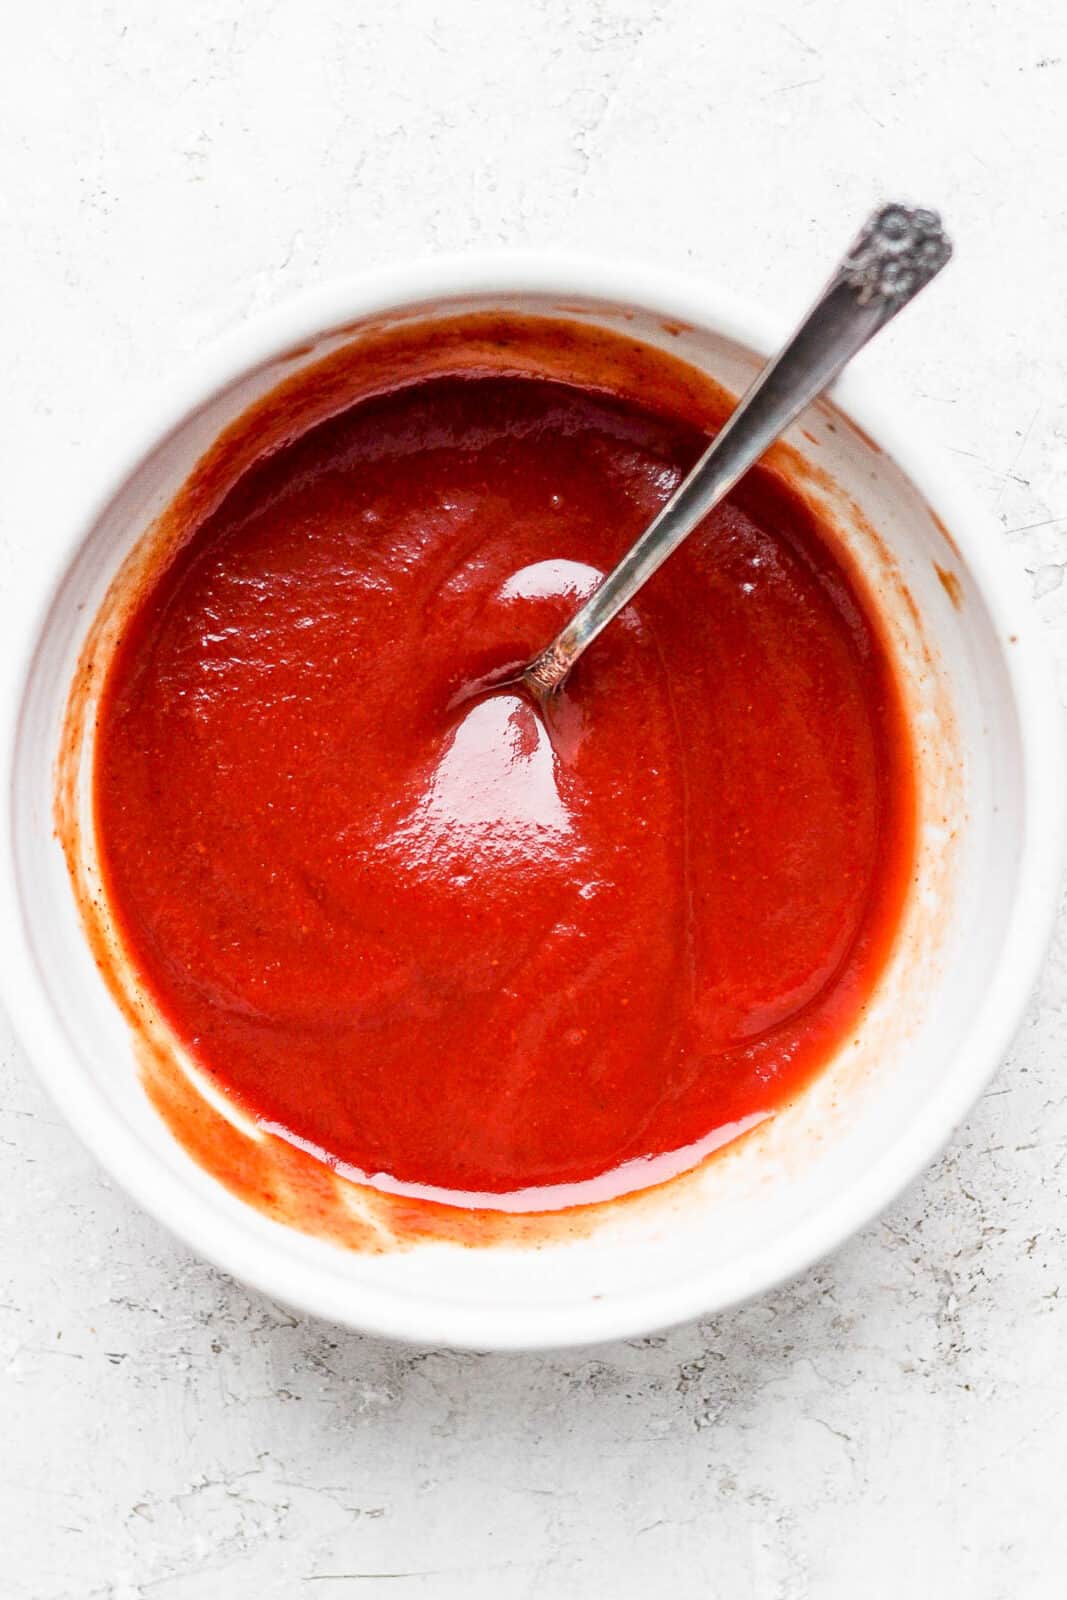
524,203,952,699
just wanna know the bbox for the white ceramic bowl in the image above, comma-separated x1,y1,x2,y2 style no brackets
2,256,1062,1349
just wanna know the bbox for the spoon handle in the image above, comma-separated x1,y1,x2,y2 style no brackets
526,203,952,696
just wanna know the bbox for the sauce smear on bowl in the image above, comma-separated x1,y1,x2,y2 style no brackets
92,323,914,1207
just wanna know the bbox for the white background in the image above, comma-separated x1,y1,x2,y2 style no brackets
3,2,1067,1596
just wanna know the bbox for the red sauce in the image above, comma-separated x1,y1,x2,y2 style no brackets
92,323,914,1205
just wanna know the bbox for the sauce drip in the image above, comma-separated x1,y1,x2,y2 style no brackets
94,355,913,1199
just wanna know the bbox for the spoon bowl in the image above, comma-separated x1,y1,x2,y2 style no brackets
1,253,1059,1348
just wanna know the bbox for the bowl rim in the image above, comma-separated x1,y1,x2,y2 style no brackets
2,250,1062,1350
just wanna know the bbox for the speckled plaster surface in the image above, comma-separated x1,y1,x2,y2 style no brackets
3,3,1067,1596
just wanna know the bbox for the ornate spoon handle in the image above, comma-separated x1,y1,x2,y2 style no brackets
525,203,952,698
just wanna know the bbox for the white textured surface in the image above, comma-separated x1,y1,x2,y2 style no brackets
3,3,1067,1595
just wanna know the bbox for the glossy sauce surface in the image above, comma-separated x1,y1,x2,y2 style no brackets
94,354,914,1199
